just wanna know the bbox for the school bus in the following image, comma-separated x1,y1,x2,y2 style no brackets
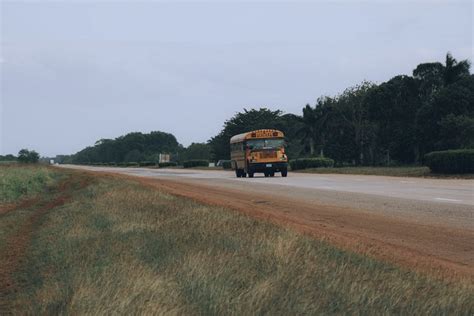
230,129,288,178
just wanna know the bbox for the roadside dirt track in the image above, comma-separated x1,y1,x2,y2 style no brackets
63,166,474,281
0,174,91,313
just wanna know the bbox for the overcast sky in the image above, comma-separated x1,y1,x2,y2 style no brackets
1,0,472,156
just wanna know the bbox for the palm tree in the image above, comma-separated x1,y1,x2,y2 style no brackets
443,52,471,85
413,53,471,101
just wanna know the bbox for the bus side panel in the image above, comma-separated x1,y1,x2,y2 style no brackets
230,150,246,170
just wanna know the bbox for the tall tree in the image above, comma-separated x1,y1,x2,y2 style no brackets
367,76,421,164
334,82,376,164
413,52,471,104
298,104,318,156
415,54,472,155
444,52,471,85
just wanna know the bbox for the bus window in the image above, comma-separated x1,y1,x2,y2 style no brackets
246,139,284,150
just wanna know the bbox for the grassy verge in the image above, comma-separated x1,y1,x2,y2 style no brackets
0,164,62,204
296,166,474,178
1,166,473,314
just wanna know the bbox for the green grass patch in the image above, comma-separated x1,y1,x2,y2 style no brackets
0,165,62,204
3,167,473,314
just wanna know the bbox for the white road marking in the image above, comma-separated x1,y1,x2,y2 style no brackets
434,197,462,202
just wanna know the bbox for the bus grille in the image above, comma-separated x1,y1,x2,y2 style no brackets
260,151,277,158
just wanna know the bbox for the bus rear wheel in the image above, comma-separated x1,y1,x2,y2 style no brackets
281,169,288,177
248,172,254,178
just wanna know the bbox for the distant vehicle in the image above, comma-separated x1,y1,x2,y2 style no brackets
216,160,229,167
230,129,288,178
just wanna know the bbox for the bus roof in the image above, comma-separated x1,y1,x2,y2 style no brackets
230,129,284,144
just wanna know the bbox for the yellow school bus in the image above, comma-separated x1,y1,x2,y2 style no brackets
230,129,288,178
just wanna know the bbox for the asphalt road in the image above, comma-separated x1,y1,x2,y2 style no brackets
63,165,473,206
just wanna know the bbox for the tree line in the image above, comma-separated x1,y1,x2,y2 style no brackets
210,53,473,166
59,53,472,166
60,131,212,165
0,149,39,163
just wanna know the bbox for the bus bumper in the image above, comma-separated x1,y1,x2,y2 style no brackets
248,162,288,173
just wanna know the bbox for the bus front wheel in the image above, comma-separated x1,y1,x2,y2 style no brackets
281,169,288,177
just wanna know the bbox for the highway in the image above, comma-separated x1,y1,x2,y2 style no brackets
63,165,473,205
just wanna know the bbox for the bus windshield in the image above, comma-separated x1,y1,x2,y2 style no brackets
246,138,284,150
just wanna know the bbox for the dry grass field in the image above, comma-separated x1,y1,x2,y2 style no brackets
1,165,473,314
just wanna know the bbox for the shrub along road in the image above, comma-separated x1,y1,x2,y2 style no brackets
62,165,474,280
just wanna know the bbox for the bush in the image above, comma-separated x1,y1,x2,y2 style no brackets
222,161,232,169
158,162,178,168
424,149,474,174
139,161,156,167
289,157,335,170
17,149,39,164
183,160,209,168
126,162,139,167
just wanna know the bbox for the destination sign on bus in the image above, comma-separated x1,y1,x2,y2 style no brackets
251,130,281,138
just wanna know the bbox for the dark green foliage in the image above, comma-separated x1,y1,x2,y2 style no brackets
366,76,421,164
124,149,143,163
0,154,17,162
183,160,209,168
70,131,180,164
181,143,212,161
158,162,178,168
206,53,472,168
208,108,302,160
221,160,232,169
423,76,474,150
289,157,335,170
138,161,156,167
424,149,474,174
17,149,40,164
